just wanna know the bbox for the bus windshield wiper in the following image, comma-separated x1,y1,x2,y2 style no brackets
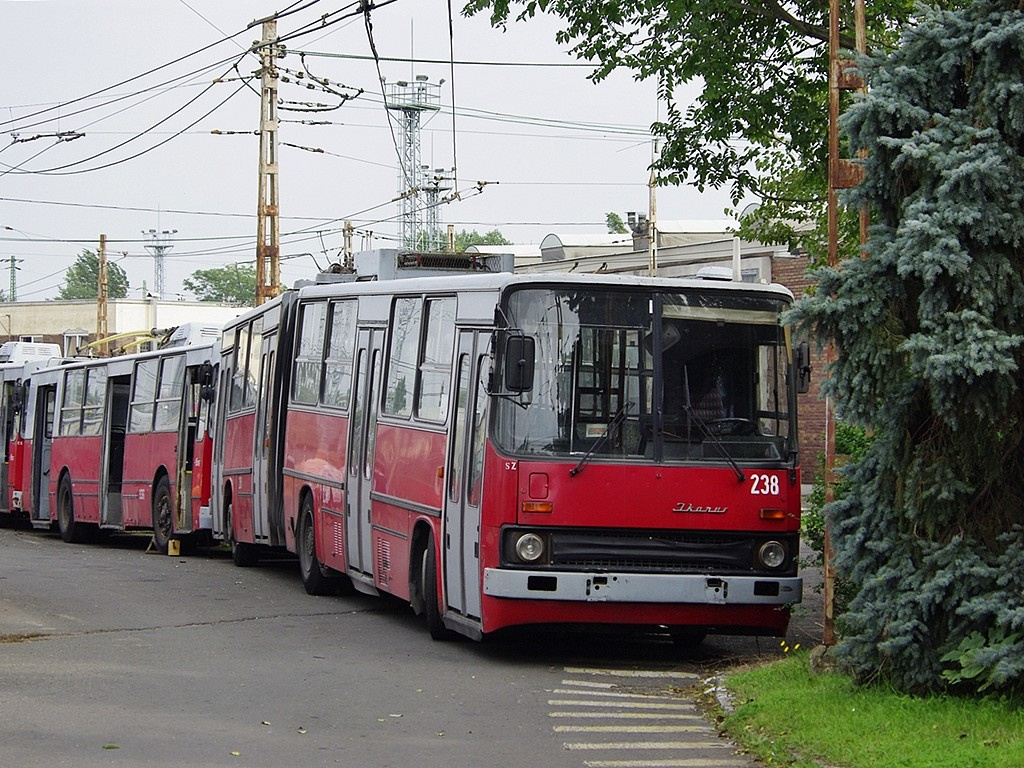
569,403,632,477
683,367,746,483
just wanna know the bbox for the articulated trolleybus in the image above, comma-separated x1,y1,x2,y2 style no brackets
20,326,219,548
215,250,803,642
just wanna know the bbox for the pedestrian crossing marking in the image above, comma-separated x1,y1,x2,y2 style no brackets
549,665,754,768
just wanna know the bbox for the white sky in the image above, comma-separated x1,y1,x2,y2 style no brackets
1,0,739,301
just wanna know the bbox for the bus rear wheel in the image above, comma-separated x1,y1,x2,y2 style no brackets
298,497,332,596
57,475,83,544
152,476,173,554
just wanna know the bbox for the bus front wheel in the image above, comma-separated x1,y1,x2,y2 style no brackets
226,500,259,567
421,536,455,641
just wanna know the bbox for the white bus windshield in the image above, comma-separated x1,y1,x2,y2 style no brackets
494,286,794,464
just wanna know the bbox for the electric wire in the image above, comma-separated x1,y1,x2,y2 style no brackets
5,57,253,176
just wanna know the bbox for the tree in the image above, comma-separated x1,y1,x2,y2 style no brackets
183,264,257,305
606,212,628,234
57,250,129,300
452,228,512,252
792,0,1024,695
463,0,915,258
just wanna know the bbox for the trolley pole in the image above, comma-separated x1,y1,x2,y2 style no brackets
255,20,281,306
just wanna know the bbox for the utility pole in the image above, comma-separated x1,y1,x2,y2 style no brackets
255,20,281,306
97,234,109,357
143,229,176,299
823,0,867,648
647,165,658,276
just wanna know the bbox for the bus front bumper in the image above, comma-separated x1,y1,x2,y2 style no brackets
483,568,802,605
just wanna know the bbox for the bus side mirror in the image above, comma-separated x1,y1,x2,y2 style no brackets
795,341,812,394
11,382,25,414
199,361,216,402
503,336,535,393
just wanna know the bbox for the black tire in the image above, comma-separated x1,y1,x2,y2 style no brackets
669,627,707,652
226,500,259,567
57,475,82,544
421,536,454,641
152,476,173,554
298,496,333,595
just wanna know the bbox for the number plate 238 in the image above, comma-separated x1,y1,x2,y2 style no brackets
750,474,780,495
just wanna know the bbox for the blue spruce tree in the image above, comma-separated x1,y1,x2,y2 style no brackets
792,0,1024,694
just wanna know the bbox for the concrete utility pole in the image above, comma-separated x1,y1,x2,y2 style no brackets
142,228,176,299
97,234,109,357
255,20,281,306
823,0,868,647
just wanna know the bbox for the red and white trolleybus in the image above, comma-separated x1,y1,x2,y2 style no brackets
28,325,219,549
0,341,63,523
214,250,804,642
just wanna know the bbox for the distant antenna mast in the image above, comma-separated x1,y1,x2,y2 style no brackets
385,75,441,250
143,228,176,299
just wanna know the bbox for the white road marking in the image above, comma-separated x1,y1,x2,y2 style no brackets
582,760,748,768
564,667,698,681
554,725,709,734
564,741,728,750
553,689,688,700
549,712,703,720
548,699,695,710
561,679,619,689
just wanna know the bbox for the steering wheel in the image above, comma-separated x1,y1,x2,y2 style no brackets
706,418,758,437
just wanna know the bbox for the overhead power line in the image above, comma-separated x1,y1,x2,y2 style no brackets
294,49,594,67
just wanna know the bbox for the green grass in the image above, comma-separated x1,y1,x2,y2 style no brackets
721,652,1024,768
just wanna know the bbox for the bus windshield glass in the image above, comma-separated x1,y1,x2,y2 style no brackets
494,286,794,464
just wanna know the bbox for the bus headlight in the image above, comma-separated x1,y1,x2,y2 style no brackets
758,541,787,569
515,533,546,563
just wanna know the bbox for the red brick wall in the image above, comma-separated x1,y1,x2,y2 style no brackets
771,255,827,479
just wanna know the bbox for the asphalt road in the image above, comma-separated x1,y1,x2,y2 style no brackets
0,524,822,768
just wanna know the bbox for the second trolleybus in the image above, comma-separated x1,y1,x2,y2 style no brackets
213,250,804,642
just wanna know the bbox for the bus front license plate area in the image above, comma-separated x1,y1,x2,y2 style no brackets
705,578,728,604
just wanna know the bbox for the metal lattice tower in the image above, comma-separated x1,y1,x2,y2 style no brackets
422,167,454,251
385,76,441,251
142,228,176,298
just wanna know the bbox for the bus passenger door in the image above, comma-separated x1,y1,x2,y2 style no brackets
99,376,130,528
31,385,56,526
176,367,200,533
252,334,276,545
346,327,382,582
443,331,489,621
1,382,13,513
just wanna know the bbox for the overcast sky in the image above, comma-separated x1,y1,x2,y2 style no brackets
1,0,739,301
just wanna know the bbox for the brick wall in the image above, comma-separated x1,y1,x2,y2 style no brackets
771,255,827,479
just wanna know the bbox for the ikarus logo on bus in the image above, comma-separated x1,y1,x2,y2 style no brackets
671,503,728,514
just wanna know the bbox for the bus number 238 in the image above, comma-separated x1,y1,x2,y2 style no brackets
750,474,780,495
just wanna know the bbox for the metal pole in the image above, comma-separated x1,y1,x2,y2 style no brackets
823,0,868,648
